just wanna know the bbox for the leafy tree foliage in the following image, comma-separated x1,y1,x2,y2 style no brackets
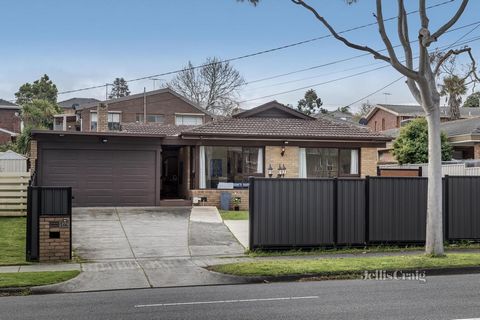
439,75,467,119
296,89,323,115
15,74,58,105
21,99,61,129
463,91,480,108
168,57,245,115
109,78,130,99
393,118,452,164
337,106,351,114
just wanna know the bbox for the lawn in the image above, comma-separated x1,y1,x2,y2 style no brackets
0,217,27,266
210,253,480,277
0,271,80,288
220,210,249,220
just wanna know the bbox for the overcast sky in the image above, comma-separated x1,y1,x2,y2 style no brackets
1,0,479,112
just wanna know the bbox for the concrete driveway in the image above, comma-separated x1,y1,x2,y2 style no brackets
62,206,246,292
73,207,191,260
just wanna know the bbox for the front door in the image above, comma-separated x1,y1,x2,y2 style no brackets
161,149,179,199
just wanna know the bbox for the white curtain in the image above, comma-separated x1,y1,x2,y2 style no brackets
350,149,359,175
199,146,206,189
299,148,307,178
257,148,264,174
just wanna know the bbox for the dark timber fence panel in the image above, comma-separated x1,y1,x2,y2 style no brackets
250,178,335,248
249,176,480,249
368,177,428,242
448,176,480,239
337,179,365,244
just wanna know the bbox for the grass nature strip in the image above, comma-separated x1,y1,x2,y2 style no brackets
210,253,480,277
0,271,80,289
0,217,28,266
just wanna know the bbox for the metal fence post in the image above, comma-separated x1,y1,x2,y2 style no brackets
333,177,338,245
249,177,255,250
444,175,449,241
365,175,370,244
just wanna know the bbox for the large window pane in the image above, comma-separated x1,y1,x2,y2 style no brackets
306,148,338,178
339,149,359,175
176,115,203,125
203,146,263,189
90,112,97,131
108,113,121,131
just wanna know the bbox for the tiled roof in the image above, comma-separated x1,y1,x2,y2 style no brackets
440,117,480,137
0,99,20,110
58,98,100,109
370,104,480,119
182,116,390,141
121,123,198,136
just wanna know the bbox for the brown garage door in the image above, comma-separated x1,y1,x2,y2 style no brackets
41,149,156,207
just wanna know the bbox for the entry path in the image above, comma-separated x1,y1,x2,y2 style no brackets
35,206,247,292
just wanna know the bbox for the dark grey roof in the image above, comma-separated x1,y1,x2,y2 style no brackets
0,99,20,110
440,117,480,136
370,104,480,119
381,117,480,139
58,98,100,110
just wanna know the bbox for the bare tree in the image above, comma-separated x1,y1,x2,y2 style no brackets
431,49,480,120
244,0,475,256
168,57,245,115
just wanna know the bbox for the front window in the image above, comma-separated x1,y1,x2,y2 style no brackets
108,113,121,131
175,115,203,125
202,146,264,189
90,112,97,131
136,114,164,123
305,148,359,177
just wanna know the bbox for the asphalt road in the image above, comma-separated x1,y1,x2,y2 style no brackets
1,274,479,320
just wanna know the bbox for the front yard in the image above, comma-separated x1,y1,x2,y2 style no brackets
220,210,249,220
0,217,27,266
0,217,80,290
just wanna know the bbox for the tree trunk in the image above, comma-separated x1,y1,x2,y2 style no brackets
424,106,445,255
449,94,461,120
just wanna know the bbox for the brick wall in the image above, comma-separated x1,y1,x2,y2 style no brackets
0,109,21,133
474,144,480,159
97,103,108,132
80,91,212,132
39,216,71,262
264,146,299,178
29,139,37,172
361,147,378,176
190,189,249,210
367,109,399,132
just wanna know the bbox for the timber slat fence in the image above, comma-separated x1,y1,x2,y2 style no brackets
0,172,30,216
249,176,480,249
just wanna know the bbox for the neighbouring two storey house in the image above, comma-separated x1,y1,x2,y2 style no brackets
31,88,390,209
0,99,21,144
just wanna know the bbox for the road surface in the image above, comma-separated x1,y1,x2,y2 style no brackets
0,274,479,319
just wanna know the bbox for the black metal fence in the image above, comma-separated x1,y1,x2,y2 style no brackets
26,186,72,261
249,176,480,249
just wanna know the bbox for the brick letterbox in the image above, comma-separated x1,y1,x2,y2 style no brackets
39,216,71,262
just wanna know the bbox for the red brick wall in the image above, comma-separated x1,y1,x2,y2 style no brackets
39,216,71,262
0,109,21,133
367,109,399,132
0,131,13,144
190,189,249,210
80,91,212,132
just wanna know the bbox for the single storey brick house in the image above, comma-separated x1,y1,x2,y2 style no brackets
31,91,390,209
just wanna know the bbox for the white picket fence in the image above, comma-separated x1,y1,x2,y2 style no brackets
0,172,30,216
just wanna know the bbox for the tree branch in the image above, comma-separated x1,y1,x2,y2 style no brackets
291,0,391,63
397,0,421,102
375,0,419,80
433,47,471,76
429,0,469,44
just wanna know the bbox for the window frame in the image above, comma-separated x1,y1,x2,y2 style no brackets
202,146,265,189
90,112,97,131
108,112,121,131
175,114,204,125
305,147,361,178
